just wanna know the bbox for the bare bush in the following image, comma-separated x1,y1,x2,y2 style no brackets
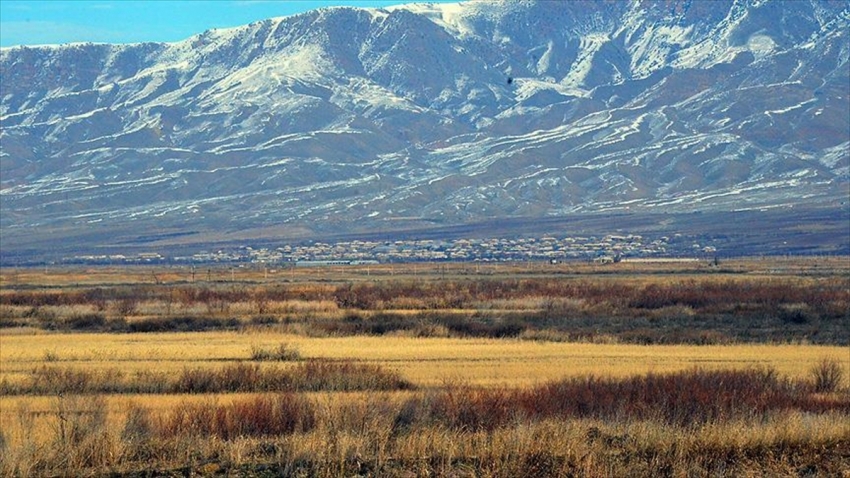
5,360,413,395
121,402,155,462
158,394,316,439
287,360,415,392
128,315,239,332
53,395,112,472
250,343,301,361
0,427,6,468
395,368,845,430
114,297,138,316
64,313,106,330
811,358,844,393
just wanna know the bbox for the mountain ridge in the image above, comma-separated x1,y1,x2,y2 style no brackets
1,0,848,259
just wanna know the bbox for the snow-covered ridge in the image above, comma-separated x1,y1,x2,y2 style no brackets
1,0,848,250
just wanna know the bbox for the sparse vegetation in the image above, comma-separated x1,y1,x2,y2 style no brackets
1,267,847,344
811,358,845,393
158,393,316,440
250,342,301,361
1,258,848,476
0,361,412,395
0,367,847,476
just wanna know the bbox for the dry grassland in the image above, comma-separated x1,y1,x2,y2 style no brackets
1,255,845,284
1,257,848,476
0,332,846,387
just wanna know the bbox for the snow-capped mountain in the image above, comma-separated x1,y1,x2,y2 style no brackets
1,0,848,255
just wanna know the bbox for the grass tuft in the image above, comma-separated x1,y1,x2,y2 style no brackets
2,360,413,395
250,343,301,361
158,393,315,439
811,358,844,393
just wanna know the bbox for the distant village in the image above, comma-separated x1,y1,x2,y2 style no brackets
65,233,719,266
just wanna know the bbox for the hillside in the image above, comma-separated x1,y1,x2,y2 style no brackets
1,0,848,259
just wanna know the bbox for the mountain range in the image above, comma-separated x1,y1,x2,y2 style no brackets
1,0,848,260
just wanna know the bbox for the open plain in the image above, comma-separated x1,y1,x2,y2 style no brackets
0,257,848,476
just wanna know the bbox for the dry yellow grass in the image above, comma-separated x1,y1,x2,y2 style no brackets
1,331,846,387
2,258,848,475
3,329,844,449
3,392,847,477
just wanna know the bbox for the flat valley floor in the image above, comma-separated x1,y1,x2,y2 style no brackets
1,257,848,476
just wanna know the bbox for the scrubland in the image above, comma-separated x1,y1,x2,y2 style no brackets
0,257,848,476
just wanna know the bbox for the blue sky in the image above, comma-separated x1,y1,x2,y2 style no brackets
0,1,452,47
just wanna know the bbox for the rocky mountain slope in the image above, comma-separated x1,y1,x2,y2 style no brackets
1,0,848,257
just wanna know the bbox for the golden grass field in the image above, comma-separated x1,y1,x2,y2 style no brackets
2,332,847,444
1,258,848,476
1,331,847,387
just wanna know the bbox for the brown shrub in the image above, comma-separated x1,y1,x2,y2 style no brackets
396,368,848,431
158,394,315,439
811,358,844,393
53,395,111,472
5,361,413,395
128,315,239,332
250,343,301,361
288,360,414,392
30,366,93,394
